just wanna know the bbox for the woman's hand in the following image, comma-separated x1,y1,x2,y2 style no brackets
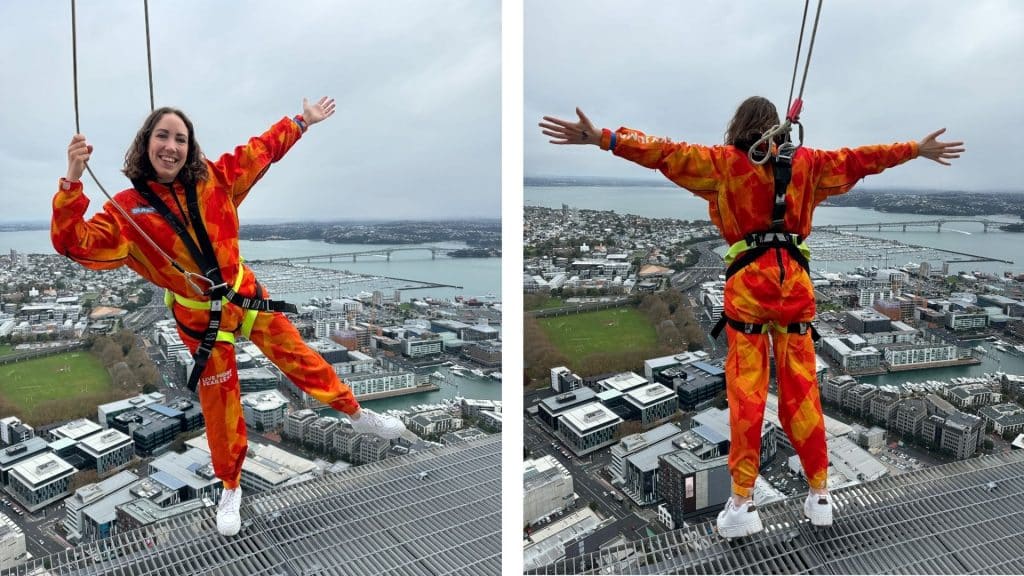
66,134,92,182
917,128,965,166
303,96,336,126
540,107,601,146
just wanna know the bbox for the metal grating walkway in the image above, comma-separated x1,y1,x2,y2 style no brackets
531,450,1024,575
5,435,501,576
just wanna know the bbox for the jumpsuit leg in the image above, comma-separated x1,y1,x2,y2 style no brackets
724,327,771,498
773,330,829,490
184,338,246,489
247,311,361,415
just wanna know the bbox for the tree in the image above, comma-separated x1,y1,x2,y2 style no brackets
117,329,135,355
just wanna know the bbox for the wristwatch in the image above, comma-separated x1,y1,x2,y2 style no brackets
60,178,77,191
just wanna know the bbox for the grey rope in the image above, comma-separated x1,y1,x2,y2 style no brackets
749,0,823,165
70,0,210,295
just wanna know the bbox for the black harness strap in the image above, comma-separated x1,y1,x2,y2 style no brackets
710,313,820,342
131,180,295,393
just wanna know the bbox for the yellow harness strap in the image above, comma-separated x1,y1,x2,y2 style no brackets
724,236,811,266
163,263,258,341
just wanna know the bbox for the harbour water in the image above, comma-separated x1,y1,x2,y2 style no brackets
525,185,1022,275
0,231,501,303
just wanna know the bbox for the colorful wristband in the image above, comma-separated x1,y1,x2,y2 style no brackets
292,115,308,132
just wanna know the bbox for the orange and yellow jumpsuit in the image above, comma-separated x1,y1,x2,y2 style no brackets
52,116,360,489
600,127,917,496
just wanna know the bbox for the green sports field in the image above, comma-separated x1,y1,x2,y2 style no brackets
0,352,111,417
538,307,657,359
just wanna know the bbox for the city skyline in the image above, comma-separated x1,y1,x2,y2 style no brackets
0,0,500,222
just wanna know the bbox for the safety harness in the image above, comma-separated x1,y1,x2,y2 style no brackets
710,143,819,343
131,179,297,392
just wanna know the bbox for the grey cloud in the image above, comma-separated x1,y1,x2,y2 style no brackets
1,0,500,222
526,0,1023,192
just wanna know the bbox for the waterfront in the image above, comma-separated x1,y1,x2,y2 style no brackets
525,185,1023,275
355,367,502,413
0,231,501,303
860,343,1024,387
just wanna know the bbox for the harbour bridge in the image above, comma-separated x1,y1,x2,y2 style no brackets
816,217,1005,233
253,246,457,264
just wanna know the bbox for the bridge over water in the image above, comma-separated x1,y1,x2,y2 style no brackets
816,217,1004,233
252,246,457,264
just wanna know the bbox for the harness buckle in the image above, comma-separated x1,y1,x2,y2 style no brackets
775,142,797,164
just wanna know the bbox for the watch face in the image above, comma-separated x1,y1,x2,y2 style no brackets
62,180,72,190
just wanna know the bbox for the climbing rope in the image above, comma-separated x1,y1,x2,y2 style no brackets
70,0,213,295
749,0,824,165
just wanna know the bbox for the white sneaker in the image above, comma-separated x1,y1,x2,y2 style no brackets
217,487,242,536
716,498,764,539
350,409,408,440
804,491,833,526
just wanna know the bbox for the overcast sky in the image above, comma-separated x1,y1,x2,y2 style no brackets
525,0,1023,193
0,0,499,223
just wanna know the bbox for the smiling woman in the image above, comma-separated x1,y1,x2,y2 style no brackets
52,94,415,537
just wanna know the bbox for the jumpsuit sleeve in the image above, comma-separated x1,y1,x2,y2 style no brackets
51,180,130,271
600,127,722,200
208,116,305,207
812,141,919,200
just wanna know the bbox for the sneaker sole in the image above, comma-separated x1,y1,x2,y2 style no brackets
718,516,764,539
803,505,833,527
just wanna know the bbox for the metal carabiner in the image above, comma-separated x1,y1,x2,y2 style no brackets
183,271,218,297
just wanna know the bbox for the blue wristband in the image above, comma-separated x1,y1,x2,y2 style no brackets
609,132,617,151
292,115,308,132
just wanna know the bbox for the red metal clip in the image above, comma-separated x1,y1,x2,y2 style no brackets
786,98,803,122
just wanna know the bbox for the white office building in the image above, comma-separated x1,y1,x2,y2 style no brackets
63,470,139,543
557,403,623,456
241,390,290,432
610,424,683,482
50,418,102,442
884,344,957,368
624,383,678,426
6,453,76,512
523,455,574,526
597,372,648,394
77,429,134,475
343,371,416,398
0,512,26,571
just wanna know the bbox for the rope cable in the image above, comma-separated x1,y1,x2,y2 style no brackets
748,0,823,165
144,0,154,111
786,0,810,117
69,0,209,294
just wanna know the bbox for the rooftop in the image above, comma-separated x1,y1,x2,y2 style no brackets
13,435,501,575
560,403,622,434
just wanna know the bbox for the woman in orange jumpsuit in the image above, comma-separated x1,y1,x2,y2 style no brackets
53,96,407,537
541,97,963,538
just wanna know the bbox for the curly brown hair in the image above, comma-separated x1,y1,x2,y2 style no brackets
122,107,208,185
724,96,782,153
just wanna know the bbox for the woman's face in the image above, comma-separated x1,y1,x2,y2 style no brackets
147,113,189,183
